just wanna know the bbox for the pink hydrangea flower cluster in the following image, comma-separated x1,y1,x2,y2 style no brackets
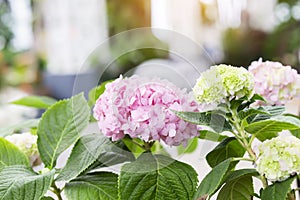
249,59,300,105
93,75,199,146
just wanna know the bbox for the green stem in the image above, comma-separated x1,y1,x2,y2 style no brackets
260,175,268,188
230,108,256,161
52,182,63,200
248,134,256,147
232,157,255,162
228,104,269,188
143,141,154,152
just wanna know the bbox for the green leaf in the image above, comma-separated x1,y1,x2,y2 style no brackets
0,119,40,137
251,94,266,102
194,159,231,199
199,130,228,142
151,141,170,156
83,139,135,174
57,133,135,181
0,165,54,200
0,138,29,170
88,80,112,107
11,95,57,109
245,116,300,141
65,172,118,200
177,138,198,154
37,93,90,169
238,108,269,121
40,197,55,200
248,106,285,123
290,129,300,139
223,169,259,183
119,153,198,200
206,137,245,168
122,137,146,157
261,176,295,200
217,175,253,200
172,111,232,132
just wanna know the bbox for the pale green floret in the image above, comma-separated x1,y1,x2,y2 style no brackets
193,67,226,104
217,65,254,99
193,64,254,105
256,136,300,182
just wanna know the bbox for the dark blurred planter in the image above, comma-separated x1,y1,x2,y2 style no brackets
43,70,100,100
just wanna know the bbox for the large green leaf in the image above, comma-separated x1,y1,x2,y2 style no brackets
245,116,300,141
0,119,39,137
261,176,295,200
217,175,253,200
199,130,228,142
0,138,29,170
11,95,57,109
119,153,198,200
65,172,118,200
57,133,135,181
0,165,54,200
194,159,231,200
206,137,245,168
172,111,232,132
37,93,90,169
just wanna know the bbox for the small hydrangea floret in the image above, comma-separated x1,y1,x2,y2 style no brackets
256,136,300,182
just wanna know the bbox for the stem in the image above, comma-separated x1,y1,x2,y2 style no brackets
260,175,268,188
52,182,63,200
230,108,256,161
143,141,154,152
228,104,269,188
232,157,254,162
249,134,256,147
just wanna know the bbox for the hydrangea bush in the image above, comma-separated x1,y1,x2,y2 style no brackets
0,60,300,200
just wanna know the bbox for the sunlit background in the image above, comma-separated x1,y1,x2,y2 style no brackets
1,0,300,125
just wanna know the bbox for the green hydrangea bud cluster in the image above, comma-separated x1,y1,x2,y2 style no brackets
256,136,300,182
193,64,254,105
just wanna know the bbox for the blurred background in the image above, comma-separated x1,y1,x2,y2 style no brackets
1,0,300,125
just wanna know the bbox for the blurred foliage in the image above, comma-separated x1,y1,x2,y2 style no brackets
0,50,36,86
102,0,169,81
0,0,36,90
278,0,298,5
0,0,12,89
107,0,151,36
262,19,300,70
222,0,300,71
222,28,267,67
0,0,13,50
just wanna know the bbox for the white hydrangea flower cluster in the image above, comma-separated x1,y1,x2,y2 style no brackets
256,136,300,182
5,132,40,166
193,64,254,106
